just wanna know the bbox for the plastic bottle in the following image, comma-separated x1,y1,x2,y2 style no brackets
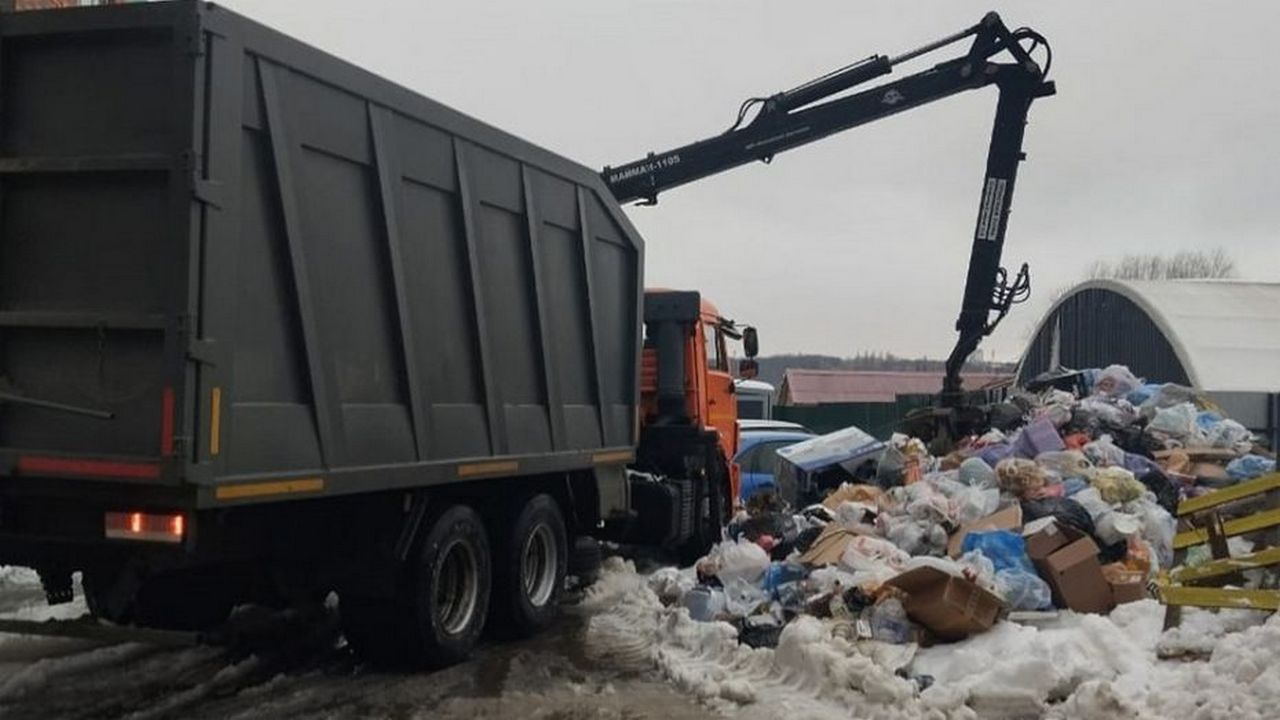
868,597,912,643
682,585,727,622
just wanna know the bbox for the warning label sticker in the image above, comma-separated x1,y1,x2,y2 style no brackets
976,177,1008,241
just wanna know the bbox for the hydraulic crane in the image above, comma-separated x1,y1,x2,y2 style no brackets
602,12,1055,430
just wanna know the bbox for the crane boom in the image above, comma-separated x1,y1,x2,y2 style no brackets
602,12,1055,406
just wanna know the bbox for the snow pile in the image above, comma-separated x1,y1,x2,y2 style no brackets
0,566,39,589
584,559,1280,719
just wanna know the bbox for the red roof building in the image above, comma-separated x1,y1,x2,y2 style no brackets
777,369,1012,406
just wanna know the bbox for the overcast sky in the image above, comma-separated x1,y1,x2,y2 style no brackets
220,0,1280,362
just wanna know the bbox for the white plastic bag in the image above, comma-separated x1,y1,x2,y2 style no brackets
1092,365,1141,398
722,576,768,617
710,538,770,585
840,535,911,575
1147,402,1200,440
1082,434,1125,468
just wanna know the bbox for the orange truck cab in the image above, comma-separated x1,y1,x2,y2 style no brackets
634,289,758,558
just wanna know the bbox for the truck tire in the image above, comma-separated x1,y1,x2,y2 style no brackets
343,503,492,669
488,493,567,638
678,459,731,565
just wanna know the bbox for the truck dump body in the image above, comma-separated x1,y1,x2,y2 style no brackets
0,1,641,510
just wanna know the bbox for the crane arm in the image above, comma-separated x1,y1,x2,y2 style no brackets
602,13,1054,405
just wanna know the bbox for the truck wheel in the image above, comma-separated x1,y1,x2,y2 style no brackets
343,503,492,668
679,462,731,565
489,494,567,638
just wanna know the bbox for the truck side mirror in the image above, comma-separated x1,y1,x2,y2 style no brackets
743,326,759,358
738,358,759,379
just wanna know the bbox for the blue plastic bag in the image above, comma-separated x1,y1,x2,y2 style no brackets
962,531,1052,610
1227,455,1276,481
960,530,1036,575
1195,410,1224,432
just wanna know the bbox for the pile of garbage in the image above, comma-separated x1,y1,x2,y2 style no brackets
653,364,1276,650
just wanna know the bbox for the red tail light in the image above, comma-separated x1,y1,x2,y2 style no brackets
105,511,186,543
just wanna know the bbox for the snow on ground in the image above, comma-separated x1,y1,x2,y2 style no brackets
1,559,1277,720
584,557,1280,720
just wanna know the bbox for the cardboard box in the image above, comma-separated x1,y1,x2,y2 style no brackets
1102,564,1149,605
947,504,1023,558
1109,578,1148,605
884,566,1005,642
1189,462,1229,481
797,524,859,566
1023,518,1114,615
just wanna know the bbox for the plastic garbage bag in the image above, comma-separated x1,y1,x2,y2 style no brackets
1021,496,1097,537
1094,510,1141,546
977,443,1014,467
960,529,1036,574
840,535,911,575
951,486,1001,526
881,514,948,557
1147,402,1200,440
710,538,771,585
1082,434,1126,468
1122,452,1163,477
1207,418,1253,452
995,568,1053,611
1077,396,1140,428
1227,454,1277,481
958,457,998,489
1195,411,1224,432
995,457,1048,498
1124,497,1176,568
957,550,1000,595
1091,466,1146,504
683,585,727,622
867,597,913,644
1127,383,1162,406
1062,477,1090,496
1092,365,1141,399
1137,470,1179,514
1139,383,1203,415
1012,417,1066,458
722,576,769,617
762,561,809,593
1035,450,1093,480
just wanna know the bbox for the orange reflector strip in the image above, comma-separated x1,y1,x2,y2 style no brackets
592,450,633,464
209,387,222,456
213,477,324,501
106,511,185,544
456,460,518,478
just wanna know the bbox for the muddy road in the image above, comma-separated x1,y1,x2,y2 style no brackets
0,569,715,720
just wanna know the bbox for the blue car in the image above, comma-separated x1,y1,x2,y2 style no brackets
734,430,815,502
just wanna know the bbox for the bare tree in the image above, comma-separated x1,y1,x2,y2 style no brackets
1034,249,1239,336
1085,248,1237,281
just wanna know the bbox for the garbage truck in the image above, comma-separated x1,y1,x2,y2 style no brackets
0,1,756,667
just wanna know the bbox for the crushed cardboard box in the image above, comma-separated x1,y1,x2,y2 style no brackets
1023,517,1113,615
884,565,1005,642
798,524,860,566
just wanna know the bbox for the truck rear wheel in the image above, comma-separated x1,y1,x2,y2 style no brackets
342,503,492,668
489,493,567,638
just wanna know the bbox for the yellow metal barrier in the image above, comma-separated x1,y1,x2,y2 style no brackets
1159,472,1280,629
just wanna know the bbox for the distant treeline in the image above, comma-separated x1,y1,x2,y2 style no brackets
743,353,1016,388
